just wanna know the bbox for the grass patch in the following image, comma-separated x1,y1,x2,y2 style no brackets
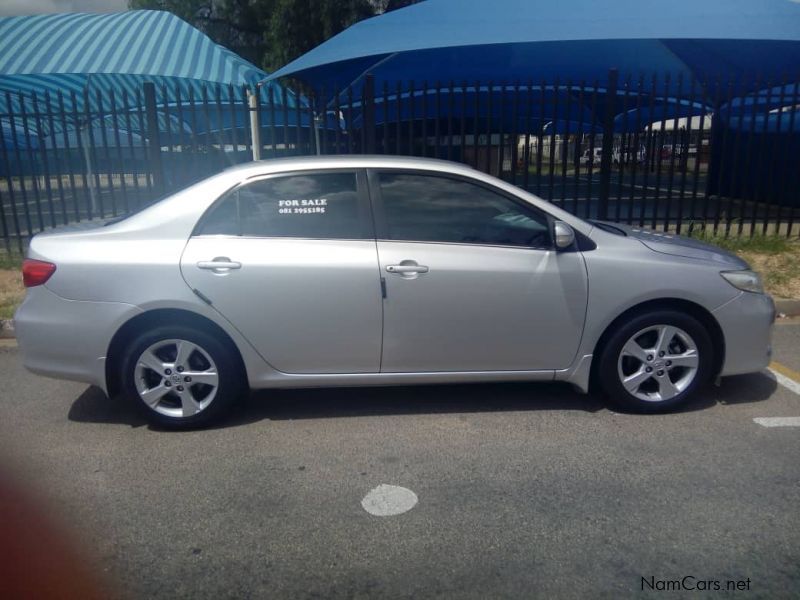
687,230,792,254
687,231,800,299
0,252,24,319
739,250,800,300
0,269,23,320
0,252,23,271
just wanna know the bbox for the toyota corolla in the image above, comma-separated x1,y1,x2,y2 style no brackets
14,156,774,428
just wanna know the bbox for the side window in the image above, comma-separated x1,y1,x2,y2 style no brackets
197,172,364,239
377,173,551,248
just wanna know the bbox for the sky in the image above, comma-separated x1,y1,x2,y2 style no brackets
0,0,128,16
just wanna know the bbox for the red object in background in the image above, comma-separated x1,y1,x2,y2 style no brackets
22,259,56,288
0,470,107,599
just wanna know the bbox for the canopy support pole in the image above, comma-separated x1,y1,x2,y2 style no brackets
313,112,322,155
597,68,619,221
143,82,164,197
248,88,261,161
79,122,98,218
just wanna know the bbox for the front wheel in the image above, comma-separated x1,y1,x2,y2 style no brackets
121,326,244,429
597,310,714,413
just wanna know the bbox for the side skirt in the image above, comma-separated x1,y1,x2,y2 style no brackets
249,369,556,390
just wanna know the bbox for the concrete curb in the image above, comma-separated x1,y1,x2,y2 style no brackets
0,298,798,340
0,319,13,339
775,298,800,319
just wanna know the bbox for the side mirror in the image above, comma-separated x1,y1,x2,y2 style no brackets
553,221,575,250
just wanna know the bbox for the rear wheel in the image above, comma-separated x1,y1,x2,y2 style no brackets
598,310,713,413
122,326,244,429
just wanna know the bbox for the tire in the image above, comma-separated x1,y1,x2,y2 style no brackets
121,325,245,429
597,310,713,413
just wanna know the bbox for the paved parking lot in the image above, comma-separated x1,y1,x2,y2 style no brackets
1,323,798,599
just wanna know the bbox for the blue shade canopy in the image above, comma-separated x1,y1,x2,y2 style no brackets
713,83,800,132
346,83,600,131
2,120,41,150
613,98,712,133
0,10,298,115
266,0,800,99
724,83,799,112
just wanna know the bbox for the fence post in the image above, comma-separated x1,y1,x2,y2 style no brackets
248,87,262,161
142,82,164,195
597,68,618,221
363,73,376,154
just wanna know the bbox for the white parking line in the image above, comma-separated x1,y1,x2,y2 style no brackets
753,365,800,428
753,417,800,428
767,365,800,396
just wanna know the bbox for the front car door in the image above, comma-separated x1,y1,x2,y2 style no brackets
369,170,588,373
181,170,382,374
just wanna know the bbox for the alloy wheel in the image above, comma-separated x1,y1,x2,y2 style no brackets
133,339,219,418
616,324,700,402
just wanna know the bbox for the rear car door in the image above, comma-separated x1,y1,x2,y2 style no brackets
369,170,588,373
181,170,382,374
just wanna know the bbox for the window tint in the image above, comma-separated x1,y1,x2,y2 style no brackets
378,173,551,248
198,172,363,239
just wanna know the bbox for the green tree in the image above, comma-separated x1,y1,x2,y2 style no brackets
128,0,380,72
265,0,375,71
384,0,423,11
128,1,274,65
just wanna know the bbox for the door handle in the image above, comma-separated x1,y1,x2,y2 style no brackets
197,258,241,271
386,264,429,274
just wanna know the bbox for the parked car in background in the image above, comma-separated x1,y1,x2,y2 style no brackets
15,156,774,428
579,147,603,166
661,144,688,160
612,145,646,165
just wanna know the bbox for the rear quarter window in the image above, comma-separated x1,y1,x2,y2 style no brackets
197,172,364,239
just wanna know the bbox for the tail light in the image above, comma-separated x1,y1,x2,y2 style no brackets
22,259,57,288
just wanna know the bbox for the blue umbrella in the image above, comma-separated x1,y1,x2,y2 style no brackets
0,11,299,115
265,0,800,101
542,120,603,136
717,83,800,132
345,83,597,129
2,118,41,151
613,98,711,133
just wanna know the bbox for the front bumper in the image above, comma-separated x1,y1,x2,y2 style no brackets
713,291,775,377
14,285,140,393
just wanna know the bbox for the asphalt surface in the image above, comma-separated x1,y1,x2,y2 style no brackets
0,324,798,599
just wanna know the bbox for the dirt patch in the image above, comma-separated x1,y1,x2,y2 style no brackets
0,269,24,320
739,247,800,300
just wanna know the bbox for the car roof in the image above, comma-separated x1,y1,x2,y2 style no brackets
221,155,478,180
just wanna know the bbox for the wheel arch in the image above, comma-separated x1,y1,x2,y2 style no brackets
105,308,247,398
589,298,725,391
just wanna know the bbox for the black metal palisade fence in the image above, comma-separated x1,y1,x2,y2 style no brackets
1,69,799,252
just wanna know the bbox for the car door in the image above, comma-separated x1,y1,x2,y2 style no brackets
181,169,383,374
369,170,588,373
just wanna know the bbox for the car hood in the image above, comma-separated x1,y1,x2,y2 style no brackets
596,222,749,269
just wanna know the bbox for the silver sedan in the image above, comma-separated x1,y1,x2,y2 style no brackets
14,156,775,428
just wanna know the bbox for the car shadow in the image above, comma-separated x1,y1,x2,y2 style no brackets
607,372,778,415
237,381,606,423
68,386,149,428
709,371,779,405
67,370,778,430
67,381,605,430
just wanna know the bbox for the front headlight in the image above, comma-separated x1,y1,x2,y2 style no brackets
720,270,764,294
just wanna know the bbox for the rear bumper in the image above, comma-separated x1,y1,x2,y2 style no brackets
14,285,140,393
713,291,775,377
